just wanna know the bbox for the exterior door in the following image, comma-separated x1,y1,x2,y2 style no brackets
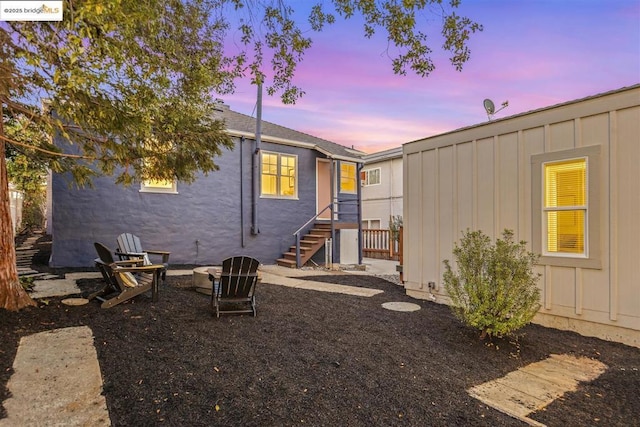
316,159,332,219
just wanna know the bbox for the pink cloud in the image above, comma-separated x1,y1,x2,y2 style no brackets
220,1,639,154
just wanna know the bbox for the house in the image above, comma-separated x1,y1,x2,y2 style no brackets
402,85,640,348
360,147,403,260
48,104,364,268
361,146,403,230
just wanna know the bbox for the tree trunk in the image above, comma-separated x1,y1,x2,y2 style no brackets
0,104,37,310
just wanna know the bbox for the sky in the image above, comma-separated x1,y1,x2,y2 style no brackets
218,0,640,154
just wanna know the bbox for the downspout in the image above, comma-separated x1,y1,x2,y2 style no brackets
240,136,245,247
357,162,363,265
330,159,336,264
251,83,262,235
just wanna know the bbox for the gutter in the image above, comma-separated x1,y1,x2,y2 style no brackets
227,129,364,163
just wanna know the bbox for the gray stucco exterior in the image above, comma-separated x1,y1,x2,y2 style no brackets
49,107,363,267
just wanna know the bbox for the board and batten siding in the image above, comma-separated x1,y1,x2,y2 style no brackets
403,85,640,348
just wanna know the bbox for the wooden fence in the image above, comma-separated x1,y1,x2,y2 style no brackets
362,229,399,260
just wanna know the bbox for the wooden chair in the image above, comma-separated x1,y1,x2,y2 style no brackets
115,233,170,282
208,256,260,317
89,242,165,309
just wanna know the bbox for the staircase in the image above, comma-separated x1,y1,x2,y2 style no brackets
276,223,332,268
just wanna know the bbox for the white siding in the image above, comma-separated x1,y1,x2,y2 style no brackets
362,150,403,229
403,86,640,348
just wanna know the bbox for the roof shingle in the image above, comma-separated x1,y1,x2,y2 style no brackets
217,104,364,162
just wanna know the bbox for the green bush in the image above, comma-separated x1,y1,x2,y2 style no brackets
20,276,35,292
443,229,541,339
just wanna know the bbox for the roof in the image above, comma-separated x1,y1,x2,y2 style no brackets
217,104,364,162
362,146,403,164
404,84,640,146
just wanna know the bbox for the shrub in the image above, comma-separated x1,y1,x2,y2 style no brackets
443,229,541,339
389,215,403,243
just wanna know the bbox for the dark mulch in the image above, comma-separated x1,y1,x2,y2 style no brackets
1,237,639,426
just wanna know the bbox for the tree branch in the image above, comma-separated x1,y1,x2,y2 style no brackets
0,134,93,160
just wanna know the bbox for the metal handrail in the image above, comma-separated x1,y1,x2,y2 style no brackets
293,203,333,267
292,198,361,267
293,203,332,237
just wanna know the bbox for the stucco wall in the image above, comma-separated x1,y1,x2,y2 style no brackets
50,138,342,267
402,86,640,347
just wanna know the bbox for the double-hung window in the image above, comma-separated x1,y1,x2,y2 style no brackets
361,168,381,186
261,151,297,198
141,178,178,193
140,140,178,194
543,158,586,255
531,145,600,269
340,162,357,193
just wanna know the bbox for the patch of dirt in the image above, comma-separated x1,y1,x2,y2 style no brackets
1,239,639,426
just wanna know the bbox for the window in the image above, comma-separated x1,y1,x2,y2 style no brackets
363,219,381,230
360,168,381,186
140,139,178,194
340,162,357,193
544,159,586,255
531,145,600,269
261,151,297,198
141,179,177,193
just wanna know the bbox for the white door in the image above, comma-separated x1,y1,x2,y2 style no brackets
340,229,359,265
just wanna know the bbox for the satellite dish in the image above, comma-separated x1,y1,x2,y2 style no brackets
483,99,495,115
483,98,509,120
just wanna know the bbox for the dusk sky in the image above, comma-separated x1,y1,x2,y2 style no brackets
220,0,640,153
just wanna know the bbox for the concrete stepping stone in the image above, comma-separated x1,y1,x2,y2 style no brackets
30,278,81,299
382,301,421,312
468,353,607,426
0,327,110,427
64,272,103,280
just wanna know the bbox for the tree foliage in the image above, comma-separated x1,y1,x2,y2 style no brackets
1,0,481,310
389,215,403,243
443,230,541,340
2,0,240,187
5,115,48,230
2,0,481,186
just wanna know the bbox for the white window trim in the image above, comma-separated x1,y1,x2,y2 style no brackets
140,180,178,194
542,156,588,259
363,218,382,230
260,151,299,199
362,168,381,186
531,145,601,269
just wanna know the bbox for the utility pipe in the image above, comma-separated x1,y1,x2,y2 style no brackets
240,136,245,247
251,83,262,235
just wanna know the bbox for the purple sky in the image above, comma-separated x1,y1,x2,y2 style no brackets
220,0,640,153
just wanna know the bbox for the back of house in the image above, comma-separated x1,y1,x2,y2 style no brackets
48,104,364,268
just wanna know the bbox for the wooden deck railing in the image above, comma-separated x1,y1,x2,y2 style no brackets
362,229,399,260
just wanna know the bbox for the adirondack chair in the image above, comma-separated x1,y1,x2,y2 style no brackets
115,233,170,282
89,242,165,309
208,256,260,317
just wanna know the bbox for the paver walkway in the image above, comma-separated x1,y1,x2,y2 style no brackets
260,265,383,297
0,327,110,427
